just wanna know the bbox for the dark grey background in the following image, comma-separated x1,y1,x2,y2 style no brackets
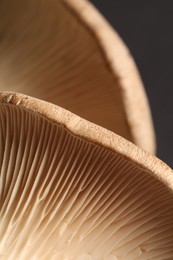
91,0,173,167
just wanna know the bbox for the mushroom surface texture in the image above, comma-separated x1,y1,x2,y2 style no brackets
0,92,173,260
0,0,155,154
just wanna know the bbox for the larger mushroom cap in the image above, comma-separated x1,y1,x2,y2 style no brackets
0,0,155,153
0,92,172,259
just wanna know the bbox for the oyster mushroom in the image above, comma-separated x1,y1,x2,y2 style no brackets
0,92,173,259
0,0,155,153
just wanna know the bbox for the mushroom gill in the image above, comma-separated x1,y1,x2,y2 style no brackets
0,0,155,153
0,92,173,260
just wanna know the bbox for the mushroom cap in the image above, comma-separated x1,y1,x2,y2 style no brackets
0,0,155,153
0,91,173,260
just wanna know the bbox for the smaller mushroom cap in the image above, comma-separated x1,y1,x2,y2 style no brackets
0,0,155,153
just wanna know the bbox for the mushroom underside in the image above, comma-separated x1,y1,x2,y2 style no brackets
0,0,155,153
0,102,173,260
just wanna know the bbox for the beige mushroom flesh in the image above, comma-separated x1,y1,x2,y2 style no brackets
0,0,155,153
0,92,173,260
